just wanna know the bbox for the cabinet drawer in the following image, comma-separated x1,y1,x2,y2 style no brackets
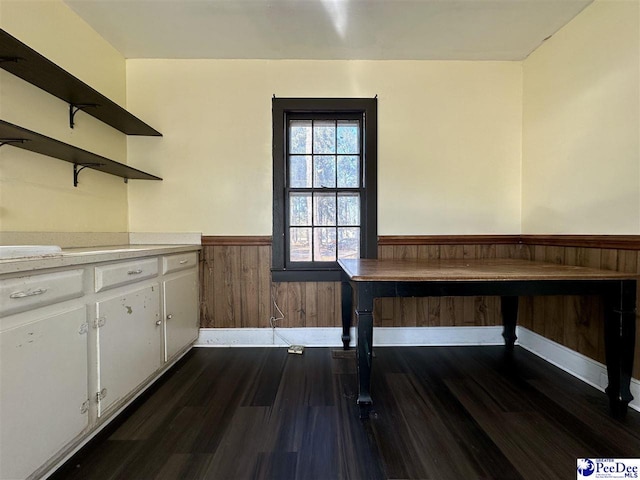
162,252,198,274
95,258,158,292
0,269,85,317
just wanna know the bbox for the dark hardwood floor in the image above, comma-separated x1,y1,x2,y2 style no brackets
51,346,640,480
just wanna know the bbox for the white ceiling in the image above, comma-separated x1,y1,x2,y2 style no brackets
63,0,594,61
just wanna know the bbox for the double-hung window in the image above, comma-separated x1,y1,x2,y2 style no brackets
272,98,377,282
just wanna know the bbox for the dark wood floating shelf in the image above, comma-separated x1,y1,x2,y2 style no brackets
0,120,162,185
0,29,161,136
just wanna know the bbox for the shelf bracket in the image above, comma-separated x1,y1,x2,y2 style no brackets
69,103,99,129
0,138,28,148
74,162,104,187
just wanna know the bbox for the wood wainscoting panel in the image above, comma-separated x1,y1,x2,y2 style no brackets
201,244,271,328
199,235,639,378
519,235,640,250
272,282,342,328
373,242,532,329
522,244,640,378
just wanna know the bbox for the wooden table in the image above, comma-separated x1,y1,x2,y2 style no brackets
338,258,637,419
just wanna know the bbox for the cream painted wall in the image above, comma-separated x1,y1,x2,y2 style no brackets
126,60,522,235
0,0,129,233
522,0,640,234
5,0,632,237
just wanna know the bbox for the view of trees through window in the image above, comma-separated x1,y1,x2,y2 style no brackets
287,119,361,262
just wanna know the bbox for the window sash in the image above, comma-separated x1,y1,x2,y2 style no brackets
286,192,362,264
285,116,363,267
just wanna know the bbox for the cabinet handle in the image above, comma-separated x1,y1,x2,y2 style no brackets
127,269,143,275
179,260,188,265
166,314,173,320
10,288,47,299
156,320,162,326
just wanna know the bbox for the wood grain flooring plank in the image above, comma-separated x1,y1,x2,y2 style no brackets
108,351,206,441
333,372,386,480
114,406,208,479
385,373,484,479
50,440,142,480
357,350,421,479
243,348,287,407
186,350,264,454
303,347,336,407
252,452,298,480
527,378,640,457
203,406,271,479
52,346,640,480
153,453,213,480
179,349,246,407
446,380,582,480
294,406,342,479
265,352,311,452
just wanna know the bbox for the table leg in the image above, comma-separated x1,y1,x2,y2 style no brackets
354,284,375,419
341,280,353,350
501,296,518,350
604,280,637,419
357,309,374,419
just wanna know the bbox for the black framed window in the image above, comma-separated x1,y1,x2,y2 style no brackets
272,98,377,282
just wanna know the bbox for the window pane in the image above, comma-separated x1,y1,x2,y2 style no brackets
338,193,360,226
338,228,360,259
289,228,312,262
289,155,312,188
337,156,359,188
313,192,336,226
289,193,312,226
289,120,312,154
313,156,336,188
313,121,336,154
314,228,336,261
337,121,360,154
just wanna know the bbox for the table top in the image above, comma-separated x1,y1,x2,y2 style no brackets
338,258,639,282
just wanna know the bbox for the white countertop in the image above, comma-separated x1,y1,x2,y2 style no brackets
0,244,201,275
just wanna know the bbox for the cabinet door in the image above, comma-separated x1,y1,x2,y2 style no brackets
163,270,198,361
0,307,89,480
96,283,161,416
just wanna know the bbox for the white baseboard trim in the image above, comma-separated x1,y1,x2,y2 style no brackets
197,327,357,347
196,325,639,413
517,327,640,413
196,326,505,348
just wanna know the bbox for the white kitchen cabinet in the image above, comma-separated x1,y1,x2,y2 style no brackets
95,257,158,292
95,283,162,416
0,268,84,317
163,269,199,361
0,245,200,479
0,306,89,480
